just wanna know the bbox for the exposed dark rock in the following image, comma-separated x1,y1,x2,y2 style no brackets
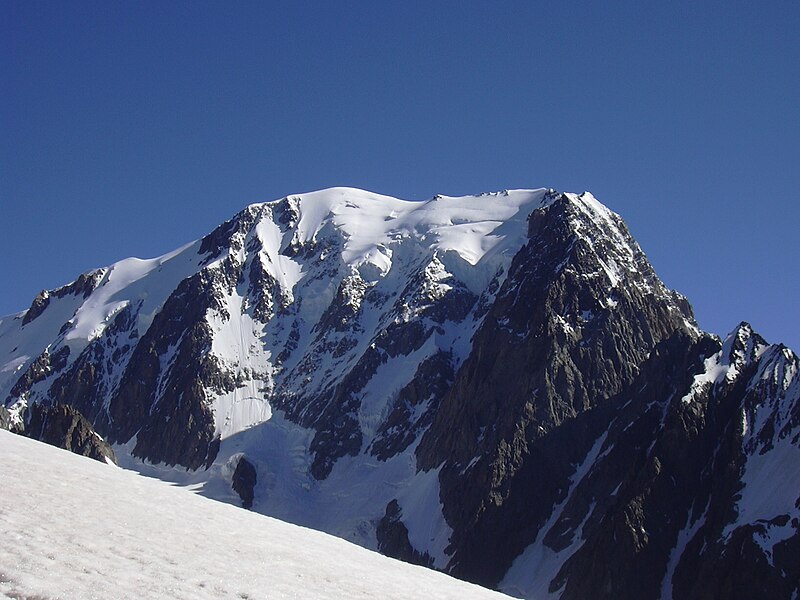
52,270,105,300
23,403,117,464
107,270,233,469
551,333,724,600
371,350,454,461
301,313,446,479
199,206,261,262
8,346,70,402
126,320,224,470
48,305,137,429
21,290,50,326
673,519,797,600
416,194,696,585
376,500,434,568
275,320,301,366
19,270,104,327
273,195,300,229
314,274,370,335
0,406,11,430
396,257,478,325
306,395,364,480
247,254,283,322
232,456,257,509
486,324,799,600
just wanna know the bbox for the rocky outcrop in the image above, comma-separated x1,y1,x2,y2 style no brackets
9,346,70,402
21,271,105,327
48,304,138,429
370,350,454,461
376,500,434,568
21,290,51,326
495,324,800,600
416,192,697,585
23,403,117,464
114,270,233,470
546,332,723,600
232,456,257,509
0,406,11,431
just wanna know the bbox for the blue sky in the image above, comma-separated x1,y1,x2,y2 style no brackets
2,1,799,350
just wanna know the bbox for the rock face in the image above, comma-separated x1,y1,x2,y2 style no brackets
497,324,800,600
232,456,257,509
22,403,117,464
416,193,696,585
377,500,434,568
0,187,797,599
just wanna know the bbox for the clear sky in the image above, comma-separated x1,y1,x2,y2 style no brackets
2,1,799,350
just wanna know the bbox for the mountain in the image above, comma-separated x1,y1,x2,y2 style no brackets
0,429,511,600
1,187,798,599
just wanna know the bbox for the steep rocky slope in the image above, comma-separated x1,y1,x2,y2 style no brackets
1,187,797,599
22,402,117,464
499,324,799,599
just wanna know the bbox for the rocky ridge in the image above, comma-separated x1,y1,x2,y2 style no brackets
0,401,116,464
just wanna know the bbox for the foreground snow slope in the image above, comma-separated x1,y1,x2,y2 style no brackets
0,430,509,600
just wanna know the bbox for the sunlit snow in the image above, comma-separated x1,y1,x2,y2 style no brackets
0,430,510,600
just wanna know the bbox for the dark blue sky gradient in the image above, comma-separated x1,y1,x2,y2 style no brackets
2,1,799,349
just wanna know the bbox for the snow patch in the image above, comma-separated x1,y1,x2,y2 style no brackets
660,501,709,600
397,465,454,568
0,355,29,373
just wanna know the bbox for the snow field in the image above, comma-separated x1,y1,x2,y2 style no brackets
0,430,510,600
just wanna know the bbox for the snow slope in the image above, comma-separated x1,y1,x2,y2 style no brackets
0,430,510,600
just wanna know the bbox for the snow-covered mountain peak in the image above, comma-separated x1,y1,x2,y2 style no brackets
722,321,769,365
1,186,693,438
0,186,555,451
3,185,798,599
681,322,777,409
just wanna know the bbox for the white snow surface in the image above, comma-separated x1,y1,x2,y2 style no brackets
0,430,510,600
207,290,273,439
280,187,545,270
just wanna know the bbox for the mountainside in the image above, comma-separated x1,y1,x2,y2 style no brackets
2,187,798,599
0,430,511,600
